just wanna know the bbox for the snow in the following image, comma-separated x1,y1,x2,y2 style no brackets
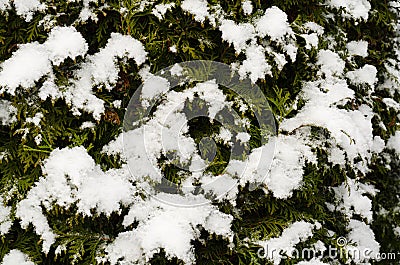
0,202,11,235
283,43,298,62
13,0,45,21
266,133,316,199
181,0,209,23
80,121,96,129
387,131,400,156
1,2,398,263
0,0,9,11
123,79,242,190
77,0,99,22
280,47,384,175
242,0,253,15
215,5,298,83
381,59,400,95
38,79,60,100
105,194,233,264
123,128,164,183
102,133,124,156
328,146,346,166
296,259,329,265
38,14,56,30
0,100,17,126
313,240,327,255
34,134,42,145
283,103,379,173
169,45,177,53
301,33,319,49
218,127,233,145
152,3,175,20
112,100,122,108
304,22,324,35
238,44,272,83
65,32,147,119
141,75,170,103
316,50,345,77
234,98,249,113
225,140,275,189
0,26,116,121
219,19,255,52
79,7,96,22
122,70,274,207
394,226,400,237
347,219,380,262
346,64,377,87
103,231,142,265
170,63,183,76
89,33,147,89
200,173,239,203
43,147,133,214
26,113,43,127
333,177,377,222
382,97,400,110
0,42,51,95
190,79,228,119
76,167,134,215
257,221,320,265
236,132,250,143
255,6,293,42
328,0,371,20
347,40,369,57
0,250,35,265
16,146,135,252
44,26,88,66
16,197,56,253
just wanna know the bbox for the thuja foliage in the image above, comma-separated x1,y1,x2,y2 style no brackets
0,0,399,264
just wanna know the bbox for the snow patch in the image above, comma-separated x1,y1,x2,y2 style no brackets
13,0,45,21
44,26,88,66
16,146,135,252
0,43,51,95
301,33,319,49
238,44,272,83
152,3,175,20
242,0,253,15
219,19,255,52
346,64,377,87
347,219,380,262
0,100,17,126
257,221,320,265
266,134,316,199
387,131,400,156
0,0,10,11
316,50,345,77
1,250,35,265
347,40,369,57
304,22,324,35
256,6,293,42
296,259,329,265
106,194,233,264
328,0,371,20
333,178,377,222
181,0,209,23
0,203,11,235
65,33,147,119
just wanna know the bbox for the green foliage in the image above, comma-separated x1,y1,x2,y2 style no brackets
0,0,399,264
